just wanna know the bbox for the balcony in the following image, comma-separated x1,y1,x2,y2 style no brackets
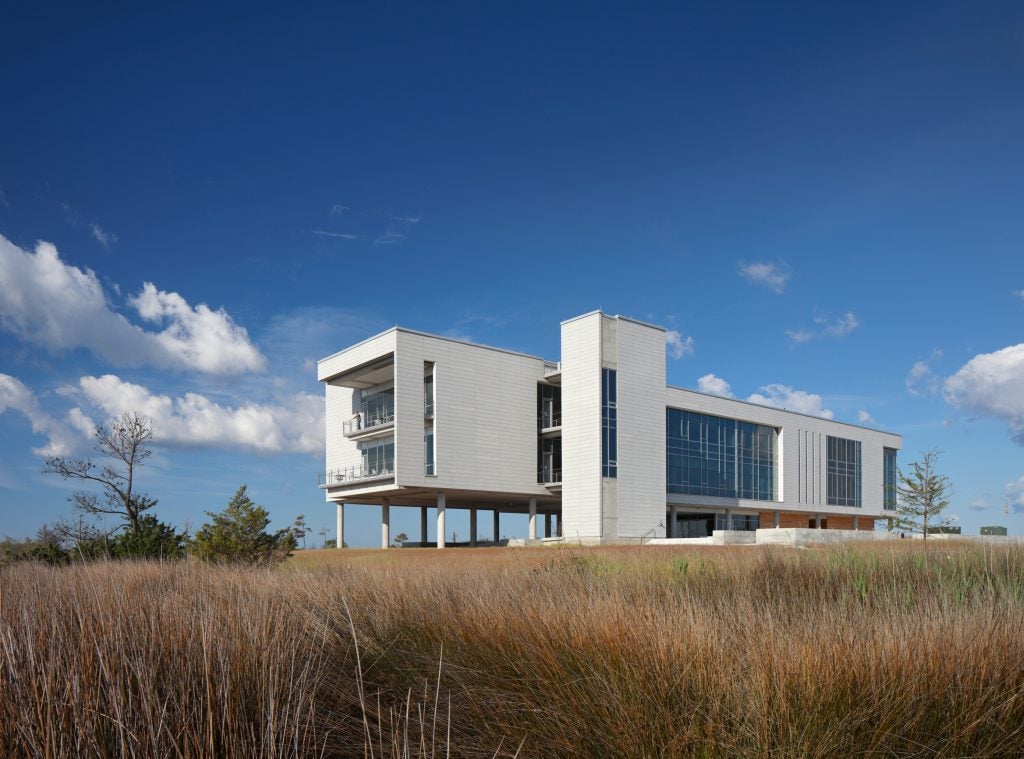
343,408,395,438
540,468,562,487
319,464,395,488
539,411,562,435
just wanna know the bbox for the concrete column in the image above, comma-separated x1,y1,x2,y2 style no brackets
380,499,390,549
773,510,780,529
724,508,733,531
815,514,822,529
420,506,428,545
853,516,859,530
544,513,552,538
470,508,477,547
336,502,345,548
493,510,500,543
437,492,446,549
528,498,537,540
669,506,678,538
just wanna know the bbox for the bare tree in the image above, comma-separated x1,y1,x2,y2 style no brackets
42,411,156,536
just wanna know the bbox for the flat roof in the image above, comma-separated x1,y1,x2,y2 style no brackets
559,309,666,332
318,325,554,365
665,383,901,438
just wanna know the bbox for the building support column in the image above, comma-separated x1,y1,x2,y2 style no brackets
724,508,733,531
555,511,560,537
528,498,537,540
380,498,390,549
544,513,552,538
420,506,428,546
773,510,780,529
437,492,446,549
470,508,477,547
669,506,678,538
336,503,345,548
493,510,500,544
815,514,822,529
853,516,859,531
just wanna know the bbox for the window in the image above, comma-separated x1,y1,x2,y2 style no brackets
359,385,394,427
666,409,775,500
538,436,562,483
361,438,394,477
424,364,434,417
883,447,897,510
424,425,435,476
538,383,561,429
827,436,861,507
602,369,617,477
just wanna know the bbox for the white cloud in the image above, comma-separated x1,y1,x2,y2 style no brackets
0,235,266,375
90,223,117,249
944,343,1024,444
738,262,789,293
747,383,834,419
1014,289,1024,301
311,229,358,240
969,497,989,512
0,374,82,456
857,410,877,425
329,204,349,216
1005,476,1024,513
665,330,695,360
906,350,943,395
76,374,324,455
374,231,406,246
696,373,735,398
821,311,859,337
788,310,860,345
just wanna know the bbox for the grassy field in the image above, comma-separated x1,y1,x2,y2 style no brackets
3,542,1024,757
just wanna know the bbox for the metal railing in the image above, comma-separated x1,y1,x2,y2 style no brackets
319,464,395,487
539,468,562,484
343,408,395,436
539,411,562,430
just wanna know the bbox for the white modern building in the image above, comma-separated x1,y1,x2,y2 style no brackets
318,311,901,548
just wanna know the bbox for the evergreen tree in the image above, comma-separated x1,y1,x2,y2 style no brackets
894,449,954,540
190,485,296,565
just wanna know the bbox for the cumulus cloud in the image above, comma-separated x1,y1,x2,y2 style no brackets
969,497,990,512
944,343,1024,444
0,374,83,456
0,235,266,375
787,310,860,345
665,330,695,360
692,373,833,418
76,374,324,454
697,373,735,398
739,262,789,293
747,384,834,419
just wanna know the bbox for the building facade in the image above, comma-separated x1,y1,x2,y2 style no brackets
318,311,902,547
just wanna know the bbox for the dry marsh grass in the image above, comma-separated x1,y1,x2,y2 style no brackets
3,542,1024,757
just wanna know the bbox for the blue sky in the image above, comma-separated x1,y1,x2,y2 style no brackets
1,1,1023,545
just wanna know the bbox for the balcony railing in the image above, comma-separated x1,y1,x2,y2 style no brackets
343,408,395,437
539,468,562,485
539,411,562,430
319,464,395,487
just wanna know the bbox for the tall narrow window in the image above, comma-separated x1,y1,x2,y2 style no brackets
424,424,435,476
602,368,617,478
424,363,434,417
827,435,862,507
883,447,897,510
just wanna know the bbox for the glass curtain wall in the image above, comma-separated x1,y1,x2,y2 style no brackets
827,436,862,507
359,386,394,427
666,409,775,500
361,438,394,476
883,447,897,510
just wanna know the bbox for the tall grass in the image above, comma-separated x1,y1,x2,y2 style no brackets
3,543,1024,756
